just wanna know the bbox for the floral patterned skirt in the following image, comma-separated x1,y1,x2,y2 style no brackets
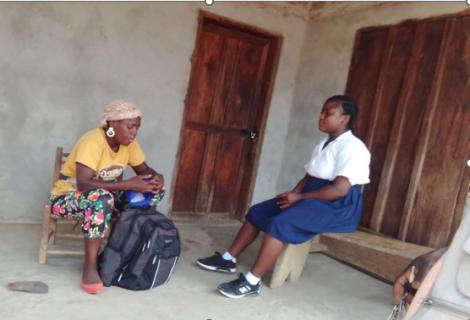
49,188,125,239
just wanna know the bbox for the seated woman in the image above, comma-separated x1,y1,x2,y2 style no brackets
196,95,371,298
49,100,164,294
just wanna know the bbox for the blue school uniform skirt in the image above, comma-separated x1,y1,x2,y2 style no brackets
245,177,363,244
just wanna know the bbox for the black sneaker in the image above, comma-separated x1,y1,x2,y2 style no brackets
217,273,261,298
196,251,237,273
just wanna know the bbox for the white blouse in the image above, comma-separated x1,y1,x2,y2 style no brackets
304,130,371,185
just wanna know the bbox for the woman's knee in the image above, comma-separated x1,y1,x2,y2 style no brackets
82,209,112,239
85,188,115,212
87,211,112,229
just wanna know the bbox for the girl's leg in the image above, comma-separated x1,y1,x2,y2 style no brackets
217,233,284,298
250,233,284,278
198,198,281,274
228,197,282,257
227,221,260,257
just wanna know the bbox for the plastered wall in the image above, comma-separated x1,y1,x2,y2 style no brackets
0,3,306,222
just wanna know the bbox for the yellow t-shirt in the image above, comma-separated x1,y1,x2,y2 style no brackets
50,127,146,196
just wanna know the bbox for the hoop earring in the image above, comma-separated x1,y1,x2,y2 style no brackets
106,127,115,138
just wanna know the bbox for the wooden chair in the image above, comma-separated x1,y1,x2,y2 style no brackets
38,147,84,264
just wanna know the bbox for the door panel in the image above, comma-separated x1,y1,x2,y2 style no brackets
185,30,225,124
346,27,389,143
211,135,247,213
379,20,446,238
404,16,470,246
345,27,389,227
223,40,269,128
361,24,416,230
195,132,222,213
171,129,207,212
345,13,470,247
207,36,240,125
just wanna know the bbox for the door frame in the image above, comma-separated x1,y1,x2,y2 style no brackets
169,10,283,220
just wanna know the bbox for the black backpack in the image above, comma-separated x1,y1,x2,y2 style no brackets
98,207,180,290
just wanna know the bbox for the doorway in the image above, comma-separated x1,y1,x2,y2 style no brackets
171,12,282,219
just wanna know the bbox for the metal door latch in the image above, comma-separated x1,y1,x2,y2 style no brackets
242,129,258,140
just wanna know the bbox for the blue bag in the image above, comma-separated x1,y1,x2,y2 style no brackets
125,189,165,208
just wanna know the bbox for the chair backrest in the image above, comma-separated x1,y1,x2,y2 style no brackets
51,147,69,188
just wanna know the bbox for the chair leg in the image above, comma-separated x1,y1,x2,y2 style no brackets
38,205,51,264
48,216,57,245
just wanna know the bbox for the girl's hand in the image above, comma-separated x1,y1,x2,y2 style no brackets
276,192,302,209
126,175,159,193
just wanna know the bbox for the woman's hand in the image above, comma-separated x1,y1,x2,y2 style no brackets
149,173,164,191
126,174,160,193
276,192,302,209
132,162,164,192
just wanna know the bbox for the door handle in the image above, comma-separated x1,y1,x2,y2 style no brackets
241,130,258,140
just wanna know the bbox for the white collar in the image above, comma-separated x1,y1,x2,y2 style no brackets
334,130,353,142
323,130,352,146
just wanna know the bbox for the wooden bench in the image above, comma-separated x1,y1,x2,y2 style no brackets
270,229,433,288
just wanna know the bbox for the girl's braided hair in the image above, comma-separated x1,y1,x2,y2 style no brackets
325,95,358,131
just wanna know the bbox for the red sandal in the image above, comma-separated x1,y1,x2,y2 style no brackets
81,281,104,294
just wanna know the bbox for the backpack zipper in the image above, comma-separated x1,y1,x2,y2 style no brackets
150,259,161,289
164,257,178,284
117,264,129,282
420,296,470,319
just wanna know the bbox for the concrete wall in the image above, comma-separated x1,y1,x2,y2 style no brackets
276,3,469,192
3,3,468,223
0,3,307,222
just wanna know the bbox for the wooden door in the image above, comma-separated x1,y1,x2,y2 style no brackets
346,13,470,248
171,13,281,219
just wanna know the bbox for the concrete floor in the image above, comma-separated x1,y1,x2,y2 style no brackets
0,222,392,320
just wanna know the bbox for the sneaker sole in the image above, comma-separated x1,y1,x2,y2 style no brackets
196,260,236,274
218,288,260,299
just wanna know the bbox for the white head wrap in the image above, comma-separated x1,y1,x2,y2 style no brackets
101,100,143,126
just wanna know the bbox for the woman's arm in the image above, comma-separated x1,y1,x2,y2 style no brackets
76,163,158,194
277,176,351,209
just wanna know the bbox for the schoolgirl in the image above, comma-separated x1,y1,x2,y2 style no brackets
196,95,371,298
